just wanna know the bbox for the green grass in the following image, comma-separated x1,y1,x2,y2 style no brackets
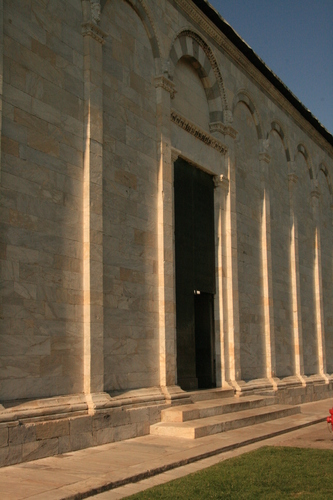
127,447,333,499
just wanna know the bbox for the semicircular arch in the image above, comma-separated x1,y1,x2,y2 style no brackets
269,121,291,164
232,91,263,140
296,143,314,181
318,162,333,198
168,29,227,124
101,0,161,64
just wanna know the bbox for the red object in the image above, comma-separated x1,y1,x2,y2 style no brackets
327,408,333,432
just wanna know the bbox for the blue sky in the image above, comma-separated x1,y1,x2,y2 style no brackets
208,0,333,135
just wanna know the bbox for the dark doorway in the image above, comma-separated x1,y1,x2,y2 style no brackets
195,292,215,388
174,158,216,390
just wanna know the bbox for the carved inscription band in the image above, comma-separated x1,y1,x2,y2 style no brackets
171,110,227,154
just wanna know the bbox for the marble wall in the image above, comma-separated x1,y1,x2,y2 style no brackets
0,0,85,399
102,0,160,392
268,131,293,378
0,0,332,405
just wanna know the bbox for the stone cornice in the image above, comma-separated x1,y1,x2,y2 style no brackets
175,0,333,157
82,21,107,44
154,75,177,99
171,110,228,154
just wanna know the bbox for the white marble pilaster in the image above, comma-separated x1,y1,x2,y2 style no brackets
288,168,305,384
259,142,276,385
213,174,229,387
81,0,107,397
223,134,241,390
311,185,328,382
155,75,182,398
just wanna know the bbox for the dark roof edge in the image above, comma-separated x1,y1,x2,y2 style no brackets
192,0,333,148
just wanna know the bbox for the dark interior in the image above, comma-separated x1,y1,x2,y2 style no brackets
174,158,216,390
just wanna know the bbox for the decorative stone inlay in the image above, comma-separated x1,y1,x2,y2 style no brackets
214,174,229,191
82,21,107,44
209,121,237,139
171,110,228,154
154,75,177,99
90,0,101,24
224,109,233,124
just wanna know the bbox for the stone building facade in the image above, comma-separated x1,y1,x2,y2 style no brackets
0,0,332,465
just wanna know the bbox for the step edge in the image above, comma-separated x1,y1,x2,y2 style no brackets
154,405,301,430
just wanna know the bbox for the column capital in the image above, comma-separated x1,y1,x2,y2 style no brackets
209,121,238,139
311,180,320,200
81,0,107,44
214,174,229,192
259,139,270,163
82,21,107,44
259,152,271,163
311,189,320,199
154,75,177,99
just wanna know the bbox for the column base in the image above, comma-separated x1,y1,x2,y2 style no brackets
228,377,277,396
161,385,191,404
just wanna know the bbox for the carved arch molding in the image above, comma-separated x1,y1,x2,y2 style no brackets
169,30,229,124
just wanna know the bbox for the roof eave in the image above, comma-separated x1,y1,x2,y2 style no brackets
192,0,333,147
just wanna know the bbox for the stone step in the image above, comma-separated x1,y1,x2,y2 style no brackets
151,404,301,439
188,388,234,402
161,395,267,423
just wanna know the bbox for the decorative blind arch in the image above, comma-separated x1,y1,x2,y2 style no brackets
270,121,291,163
168,30,228,124
318,163,333,200
101,0,161,60
297,144,314,180
233,91,263,140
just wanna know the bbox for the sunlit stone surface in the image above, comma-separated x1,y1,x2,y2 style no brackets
0,0,332,467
